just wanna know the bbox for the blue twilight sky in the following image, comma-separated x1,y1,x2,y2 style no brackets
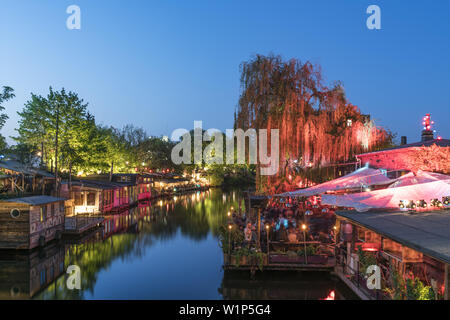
0,0,449,145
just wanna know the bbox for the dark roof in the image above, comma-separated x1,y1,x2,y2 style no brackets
336,209,450,263
4,195,67,206
0,159,55,178
64,179,134,190
358,138,450,157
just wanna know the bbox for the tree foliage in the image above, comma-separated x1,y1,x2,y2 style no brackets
235,54,394,193
13,87,181,176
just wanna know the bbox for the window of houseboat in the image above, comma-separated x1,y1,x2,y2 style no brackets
40,269,46,286
59,202,64,214
357,227,381,244
51,203,55,216
75,192,83,206
40,206,47,222
87,192,96,206
49,266,54,280
382,239,403,260
115,190,119,199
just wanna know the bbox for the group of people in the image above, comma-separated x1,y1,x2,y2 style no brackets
230,197,336,249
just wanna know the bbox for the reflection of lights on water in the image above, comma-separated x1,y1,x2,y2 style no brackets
323,290,335,300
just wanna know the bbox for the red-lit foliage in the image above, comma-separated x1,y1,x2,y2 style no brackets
235,55,393,194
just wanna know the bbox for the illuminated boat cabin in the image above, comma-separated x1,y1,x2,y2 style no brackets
336,209,450,300
111,173,153,201
0,196,66,250
61,180,135,215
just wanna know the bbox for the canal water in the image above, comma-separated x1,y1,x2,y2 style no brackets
0,189,357,300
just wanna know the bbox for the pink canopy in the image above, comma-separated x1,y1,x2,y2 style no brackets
322,171,450,212
276,167,395,198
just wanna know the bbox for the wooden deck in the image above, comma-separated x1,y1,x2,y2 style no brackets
223,254,336,272
64,215,104,235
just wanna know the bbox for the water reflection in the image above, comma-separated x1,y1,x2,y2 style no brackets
0,189,355,300
219,271,358,300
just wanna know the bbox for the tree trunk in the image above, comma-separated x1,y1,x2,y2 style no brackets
109,161,114,181
69,161,72,193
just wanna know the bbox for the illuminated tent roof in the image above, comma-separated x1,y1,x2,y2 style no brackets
387,170,449,188
276,167,395,198
322,171,450,212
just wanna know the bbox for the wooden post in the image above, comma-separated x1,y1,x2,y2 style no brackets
41,141,44,167
69,161,72,193
110,161,114,182
54,102,60,197
257,207,261,249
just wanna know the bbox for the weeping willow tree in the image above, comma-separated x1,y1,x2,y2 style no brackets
235,55,394,194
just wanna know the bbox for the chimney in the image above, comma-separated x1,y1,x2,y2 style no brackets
400,136,407,145
421,113,435,142
421,130,434,142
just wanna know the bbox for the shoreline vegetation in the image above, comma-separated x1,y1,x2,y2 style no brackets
0,85,256,187
1,55,395,192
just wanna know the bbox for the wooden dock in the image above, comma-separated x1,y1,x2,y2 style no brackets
64,215,104,235
223,253,335,272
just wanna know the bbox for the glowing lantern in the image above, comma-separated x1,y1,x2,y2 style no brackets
356,242,380,252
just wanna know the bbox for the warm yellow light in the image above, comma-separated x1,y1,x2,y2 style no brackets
227,211,231,217
333,226,337,230
265,224,269,230
301,224,307,231
228,225,232,230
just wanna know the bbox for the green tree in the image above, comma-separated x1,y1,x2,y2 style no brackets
136,136,177,171
15,87,94,173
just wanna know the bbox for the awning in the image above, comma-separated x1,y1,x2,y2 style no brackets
322,171,450,212
275,167,395,198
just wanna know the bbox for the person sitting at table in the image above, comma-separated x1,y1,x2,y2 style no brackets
275,224,288,241
244,223,253,243
288,228,298,243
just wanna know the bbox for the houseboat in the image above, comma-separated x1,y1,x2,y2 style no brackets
61,179,135,215
111,173,152,201
335,208,450,300
0,196,66,250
